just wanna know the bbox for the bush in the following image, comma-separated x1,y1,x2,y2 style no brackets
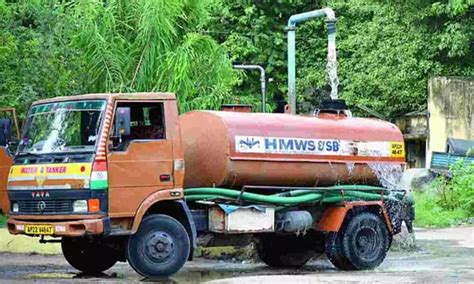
435,160,474,215
415,160,474,227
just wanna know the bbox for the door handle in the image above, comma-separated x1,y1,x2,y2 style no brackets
160,174,171,182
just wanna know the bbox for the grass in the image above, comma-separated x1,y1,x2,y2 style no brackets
0,228,61,254
414,191,470,227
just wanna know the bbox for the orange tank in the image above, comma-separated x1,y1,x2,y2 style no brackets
180,111,405,189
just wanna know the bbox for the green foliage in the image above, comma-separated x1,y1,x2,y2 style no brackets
69,0,238,113
0,0,472,116
207,0,474,116
433,160,474,215
0,0,86,115
415,160,474,227
0,0,238,114
414,191,469,227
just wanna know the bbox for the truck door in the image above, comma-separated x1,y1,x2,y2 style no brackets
0,148,12,214
107,101,174,216
0,108,20,214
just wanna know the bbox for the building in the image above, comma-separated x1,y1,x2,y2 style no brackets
396,77,473,169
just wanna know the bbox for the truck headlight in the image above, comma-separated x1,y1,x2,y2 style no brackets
72,200,88,213
12,203,19,213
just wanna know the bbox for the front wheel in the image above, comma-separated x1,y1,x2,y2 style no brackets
61,237,119,275
126,214,190,278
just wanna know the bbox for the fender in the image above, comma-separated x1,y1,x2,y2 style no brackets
316,201,393,233
131,188,197,251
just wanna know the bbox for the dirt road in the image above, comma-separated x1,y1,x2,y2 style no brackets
0,226,472,283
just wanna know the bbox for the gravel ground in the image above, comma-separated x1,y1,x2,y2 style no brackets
0,226,472,283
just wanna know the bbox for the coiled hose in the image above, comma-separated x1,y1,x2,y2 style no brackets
184,185,404,206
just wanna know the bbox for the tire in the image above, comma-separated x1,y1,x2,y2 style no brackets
61,237,119,274
257,234,314,268
126,214,190,278
325,211,389,270
325,231,356,270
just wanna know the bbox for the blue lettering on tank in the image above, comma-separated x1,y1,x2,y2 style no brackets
318,141,325,151
265,138,277,150
307,140,316,151
279,139,294,150
294,139,307,151
326,141,333,151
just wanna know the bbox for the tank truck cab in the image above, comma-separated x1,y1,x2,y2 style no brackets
6,93,194,276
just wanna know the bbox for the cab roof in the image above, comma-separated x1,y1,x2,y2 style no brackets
32,92,176,106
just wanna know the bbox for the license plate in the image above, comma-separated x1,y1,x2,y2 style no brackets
24,225,55,235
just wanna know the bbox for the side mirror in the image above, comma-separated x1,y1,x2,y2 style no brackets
0,118,12,147
114,107,131,137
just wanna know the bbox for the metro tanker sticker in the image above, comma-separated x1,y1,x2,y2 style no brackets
7,163,93,190
235,136,404,158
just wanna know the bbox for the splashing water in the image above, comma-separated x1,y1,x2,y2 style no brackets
327,35,339,100
368,163,404,191
346,162,355,176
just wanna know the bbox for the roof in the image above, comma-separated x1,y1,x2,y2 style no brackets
32,92,176,105
403,110,428,117
447,138,474,156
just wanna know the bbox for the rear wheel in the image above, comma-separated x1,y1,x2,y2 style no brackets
325,211,389,270
61,237,119,275
126,214,190,278
257,234,314,268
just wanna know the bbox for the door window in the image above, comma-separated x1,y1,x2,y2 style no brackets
111,102,165,150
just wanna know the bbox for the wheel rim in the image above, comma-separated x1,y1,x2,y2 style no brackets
354,227,379,260
144,231,175,263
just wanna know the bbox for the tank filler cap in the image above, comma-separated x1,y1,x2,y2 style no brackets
315,99,351,117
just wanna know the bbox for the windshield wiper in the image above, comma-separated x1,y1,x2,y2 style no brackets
16,152,61,160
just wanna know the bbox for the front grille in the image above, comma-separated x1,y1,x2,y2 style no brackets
17,200,72,214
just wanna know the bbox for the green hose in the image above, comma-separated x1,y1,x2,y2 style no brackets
184,186,403,205
184,187,322,205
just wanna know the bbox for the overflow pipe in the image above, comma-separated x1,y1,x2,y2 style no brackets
287,8,337,114
233,65,267,112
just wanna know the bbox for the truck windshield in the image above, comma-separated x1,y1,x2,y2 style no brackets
17,100,106,154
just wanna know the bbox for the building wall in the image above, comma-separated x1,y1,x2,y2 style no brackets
427,77,474,166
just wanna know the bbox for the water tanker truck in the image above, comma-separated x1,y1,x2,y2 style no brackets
4,7,414,278
4,92,414,277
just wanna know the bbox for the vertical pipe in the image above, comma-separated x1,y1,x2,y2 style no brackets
286,8,337,114
233,65,266,113
287,29,296,114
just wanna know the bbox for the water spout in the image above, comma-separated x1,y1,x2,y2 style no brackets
286,8,338,114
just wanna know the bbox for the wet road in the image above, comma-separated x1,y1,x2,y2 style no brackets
0,226,472,283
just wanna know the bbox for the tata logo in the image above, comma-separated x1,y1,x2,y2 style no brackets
31,191,50,198
240,137,260,149
37,201,47,212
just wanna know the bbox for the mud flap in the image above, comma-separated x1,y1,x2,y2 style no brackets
176,200,197,261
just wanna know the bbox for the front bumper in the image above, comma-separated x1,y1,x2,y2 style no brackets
7,216,106,237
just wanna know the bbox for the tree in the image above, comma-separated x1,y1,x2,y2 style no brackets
0,0,85,115
69,0,238,112
206,0,474,117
